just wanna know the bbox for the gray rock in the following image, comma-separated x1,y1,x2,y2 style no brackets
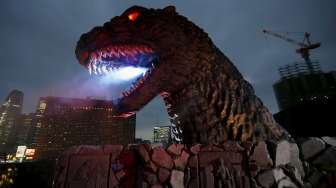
152,147,174,169
321,137,336,147
292,166,303,186
151,184,163,188
257,168,301,188
167,144,184,156
257,170,275,188
170,170,184,188
302,161,311,175
307,169,325,186
277,178,298,188
273,168,287,182
250,141,273,170
144,171,158,185
158,167,170,183
281,165,303,186
275,140,305,177
190,144,201,155
300,137,325,160
313,146,336,165
250,178,262,188
174,151,190,170
303,182,313,188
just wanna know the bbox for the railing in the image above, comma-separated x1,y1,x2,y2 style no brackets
278,61,321,79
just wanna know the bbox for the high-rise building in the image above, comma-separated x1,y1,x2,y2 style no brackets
16,113,35,146
153,126,171,144
0,90,24,153
32,96,135,160
273,62,336,137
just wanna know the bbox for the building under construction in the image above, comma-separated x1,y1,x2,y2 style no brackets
264,30,336,137
273,63,336,137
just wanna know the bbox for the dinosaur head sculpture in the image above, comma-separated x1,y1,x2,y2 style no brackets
75,6,209,116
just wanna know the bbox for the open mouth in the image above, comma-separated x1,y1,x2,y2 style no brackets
87,44,158,98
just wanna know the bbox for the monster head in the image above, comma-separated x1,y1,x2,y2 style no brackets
75,6,212,116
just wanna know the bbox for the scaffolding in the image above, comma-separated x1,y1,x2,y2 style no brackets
278,61,321,79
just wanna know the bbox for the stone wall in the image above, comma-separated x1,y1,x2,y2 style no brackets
53,137,336,188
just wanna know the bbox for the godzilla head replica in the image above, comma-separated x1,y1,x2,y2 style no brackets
75,5,285,145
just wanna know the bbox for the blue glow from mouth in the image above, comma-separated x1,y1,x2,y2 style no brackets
99,66,148,84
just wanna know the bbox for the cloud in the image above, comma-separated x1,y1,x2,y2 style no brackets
1,0,335,139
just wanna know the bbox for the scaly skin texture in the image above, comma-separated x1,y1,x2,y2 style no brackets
75,6,285,145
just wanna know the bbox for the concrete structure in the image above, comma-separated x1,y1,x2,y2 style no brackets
33,96,136,160
53,138,336,188
0,90,24,153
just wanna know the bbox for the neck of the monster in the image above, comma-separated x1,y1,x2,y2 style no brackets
161,50,284,145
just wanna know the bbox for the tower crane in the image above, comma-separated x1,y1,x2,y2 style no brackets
262,29,321,74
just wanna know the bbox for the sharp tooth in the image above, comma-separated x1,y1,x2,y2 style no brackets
98,66,103,74
103,65,108,74
92,61,97,74
138,47,144,54
112,50,117,57
131,49,137,55
144,47,150,53
88,65,92,75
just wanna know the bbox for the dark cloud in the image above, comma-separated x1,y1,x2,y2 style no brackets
1,0,335,140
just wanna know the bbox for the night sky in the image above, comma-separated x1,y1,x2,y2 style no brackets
1,1,335,140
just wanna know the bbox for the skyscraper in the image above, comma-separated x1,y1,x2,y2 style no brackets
16,113,35,146
0,90,24,153
32,96,136,160
153,126,171,145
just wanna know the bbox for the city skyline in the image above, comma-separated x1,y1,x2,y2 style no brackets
1,0,336,140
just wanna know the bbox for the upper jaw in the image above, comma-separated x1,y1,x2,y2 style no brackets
86,44,156,75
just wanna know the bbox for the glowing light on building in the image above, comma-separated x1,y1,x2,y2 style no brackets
15,146,27,158
25,149,35,156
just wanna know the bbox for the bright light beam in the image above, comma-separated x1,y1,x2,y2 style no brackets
100,66,148,84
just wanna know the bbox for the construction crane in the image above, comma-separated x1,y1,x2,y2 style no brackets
263,29,321,74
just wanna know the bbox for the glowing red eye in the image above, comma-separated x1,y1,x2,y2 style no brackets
128,12,140,21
